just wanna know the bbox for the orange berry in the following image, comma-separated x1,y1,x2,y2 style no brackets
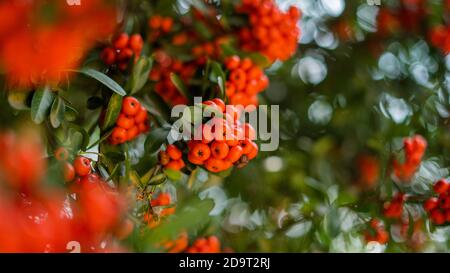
161,17,174,32
73,156,91,177
122,97,141,116
211,141,229,159
126,126,139,141
225,82,236,97
424,197,439,212
117,48,134,62
111,127,127,144
434,179,449,194
129,34,143,54
239,57,253,71
225,145,243,163
63,162,75,182
244,123,256,140
159,151,171,166
211,98,226,113
54,147,69,161
138,122,150,133
225,56,241,70
116,114,135,129
190,143,211,161
149,15,162,29
240,139,253,154
229,69,247,88
113,33,129,49
204,157,224,173
101,47,117,65
166,144,182,160
246,142,258,160
134,106,148,123
165,159,184,171
188,153,205,165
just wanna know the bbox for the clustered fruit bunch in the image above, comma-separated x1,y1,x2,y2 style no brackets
392,135,427,182
144,192,176,228
110,97,150,145
185,98,258,173
225,56,269,106
423,179,450,225
364,219,389,245
235,0,301,62
101,33,144,71
149,51,195,106
0,131,128,252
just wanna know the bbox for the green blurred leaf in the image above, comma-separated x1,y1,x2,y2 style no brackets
50,96,65,128
129,57,153,94
144,127,170,154
31,86,55,124
102,93,123,130
77,68,127,96
170,73,190,100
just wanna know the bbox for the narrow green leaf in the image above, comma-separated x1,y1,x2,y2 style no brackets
144,127,170,154
50,96,66,128
77,68,126,96
170,73,190,100
31,86,55,124
68,123,90,151
129,57,153,94
102,93,123,130
210,61,226,99
163,168,182,181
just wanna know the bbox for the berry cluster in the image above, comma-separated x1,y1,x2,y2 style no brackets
101,33,144,71
149,50,196,106
392,135,427,182
383,193,406,219
185,235,221,253
144,192,176,228
54,148,93,185
192,37,229,66
148,16,174,41
110,97,150,145
376,1,426,37
225,56,269,107
364,219,389,245
235,0,301,62
187,99,258,173
161,232,189,253
159,144,186,171
0,132,127,252
423,179,450,225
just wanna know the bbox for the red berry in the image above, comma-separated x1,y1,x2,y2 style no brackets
111,127,127,144
122,97,141,116
434,179,449,194
54,147,69,161
116,114,135,129
134,106,148,123
430,209,446,225
166,144,182,160
113,33,129,49
73,156,91,177
129,34,144,53
101,47,117,65
63,162,75,182
423,197,439,212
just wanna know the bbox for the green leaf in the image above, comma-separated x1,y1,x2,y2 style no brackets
144,127,170,154
68,123,90,151
128,57,153,94
209,61,226,99
50,96,66,128
77,68,126,96
104,151,126,163
170,73,190,100
148,173,167,185
64,104,78,122
102,93,123,130
31,86,55,124
163,168,182,181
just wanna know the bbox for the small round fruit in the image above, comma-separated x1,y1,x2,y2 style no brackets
63,162,75,182
166,144,182,160
122,97,141,116
113,33,129,49
74,156,91,177
423,197,439,212
54,147,69,161
134,106,148,123
116,114,135,129
434,179,449,194
190,143,211,161
111,127,127,144
211,141,229,159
